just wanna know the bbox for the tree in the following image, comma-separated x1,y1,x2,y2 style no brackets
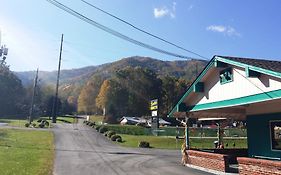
0,63,25,117
96,79,110,111
77,75,105,114
95,66,162,123
160,76,190,116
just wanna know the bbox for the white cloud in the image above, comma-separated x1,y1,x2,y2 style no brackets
154,7,169,18
153,2,177,19
206,25,241,37
172,2,177,11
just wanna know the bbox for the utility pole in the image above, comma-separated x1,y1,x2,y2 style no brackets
52,34,64,123
29,68,39,124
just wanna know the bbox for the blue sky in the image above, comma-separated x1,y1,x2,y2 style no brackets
0,0,280,71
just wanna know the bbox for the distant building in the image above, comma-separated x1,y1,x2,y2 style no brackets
120,116,171,126
120,117,146,125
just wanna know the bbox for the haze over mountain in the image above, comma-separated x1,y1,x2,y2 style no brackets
15,56,207,87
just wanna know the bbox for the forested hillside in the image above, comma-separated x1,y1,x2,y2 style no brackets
14,56,207,122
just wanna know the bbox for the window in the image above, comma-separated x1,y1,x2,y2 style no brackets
219,68,233,84
270,121,281,150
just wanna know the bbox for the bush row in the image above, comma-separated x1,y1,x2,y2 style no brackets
83,121,122,143
25,119,49,128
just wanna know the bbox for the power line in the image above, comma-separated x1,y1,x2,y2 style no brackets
46,0,205,60
80,0,208,60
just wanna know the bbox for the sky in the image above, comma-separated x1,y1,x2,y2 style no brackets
0,0,281,71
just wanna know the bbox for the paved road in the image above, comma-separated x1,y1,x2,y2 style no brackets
53,122,212,175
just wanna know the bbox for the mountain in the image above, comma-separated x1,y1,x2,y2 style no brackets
15,56,208,100
15,56,207,86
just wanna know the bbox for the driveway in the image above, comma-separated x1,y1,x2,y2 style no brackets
53,121,211,175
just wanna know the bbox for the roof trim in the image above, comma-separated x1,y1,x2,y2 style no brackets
168,55,281,117
186,88,281,112
168,57,216,117
216,56,281,79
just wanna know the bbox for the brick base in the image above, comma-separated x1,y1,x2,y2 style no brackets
238,157,281,175
186,150,230,172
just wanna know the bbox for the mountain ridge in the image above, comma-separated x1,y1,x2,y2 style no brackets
15,56,208,87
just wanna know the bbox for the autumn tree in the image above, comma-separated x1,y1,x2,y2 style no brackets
77,75,104,114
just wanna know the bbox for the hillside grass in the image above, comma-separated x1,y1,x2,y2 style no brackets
118,134,247,149
0,129,54,175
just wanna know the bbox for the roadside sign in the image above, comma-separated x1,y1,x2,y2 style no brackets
152,110,157,116
150,99,158,111
150,106,157,110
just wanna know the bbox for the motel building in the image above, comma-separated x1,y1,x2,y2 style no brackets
169,55,281,174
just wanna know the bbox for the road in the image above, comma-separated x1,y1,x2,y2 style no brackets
53,122,212,175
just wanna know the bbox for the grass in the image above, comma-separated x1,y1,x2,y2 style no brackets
118,134,247,150
118,134,184,149
0,128,54,175
189,138,247,149
0,119,28,127
0,116,78,128
98,124,247,137
105,125,150,135
89,115,104,124
41,116,76,124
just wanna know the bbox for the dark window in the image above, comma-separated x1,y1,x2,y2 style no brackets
270,121,281,150
219,68,233,84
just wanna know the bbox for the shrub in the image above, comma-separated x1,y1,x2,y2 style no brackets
25,123,30,127
95,125,101,131
116,137,122,142
138,141,150,148
39,123,45,128
99,126,108,133
107,131,116,138
89,122,95,127
31,123,36,127
104,125,148,135
44,121,49,127
111,135,121,141
83,120,87,124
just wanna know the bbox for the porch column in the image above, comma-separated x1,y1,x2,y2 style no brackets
185,112,190,149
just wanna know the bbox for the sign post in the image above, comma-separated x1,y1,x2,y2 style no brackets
150,99,159,136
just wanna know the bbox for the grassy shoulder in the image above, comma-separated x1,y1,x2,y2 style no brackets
117,134,247,150
0,129,54,175
0,119,28,127
118,134,184,149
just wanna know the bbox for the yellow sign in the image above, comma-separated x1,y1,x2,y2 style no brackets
150,99,158,111
150,106,158,110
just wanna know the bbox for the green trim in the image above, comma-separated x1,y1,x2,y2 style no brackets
184,89,281,112
168,55,281,118
216,56,281,79
193,82,204,92
214,60,227,68
245,67,261,77
168,57,216,117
